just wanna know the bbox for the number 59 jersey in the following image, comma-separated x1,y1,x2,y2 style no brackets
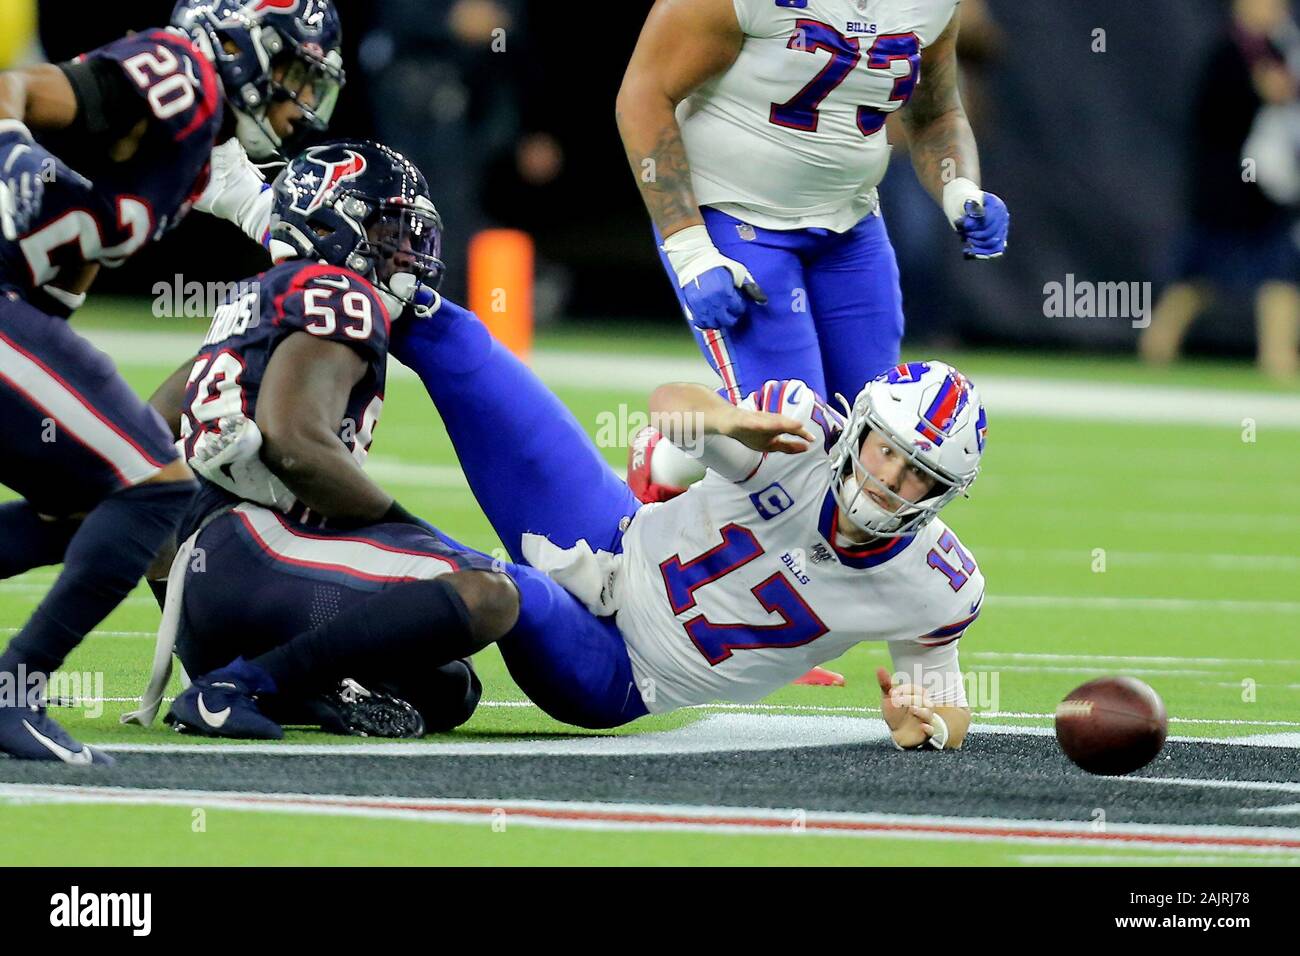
678,0,957,231
615,379,983,713
177,260,392,533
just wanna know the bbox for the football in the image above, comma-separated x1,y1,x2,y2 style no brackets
1054,677,1169,775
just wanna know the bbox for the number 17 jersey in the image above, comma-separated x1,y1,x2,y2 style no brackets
615,379,984,713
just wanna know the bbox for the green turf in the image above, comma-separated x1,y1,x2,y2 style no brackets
2,307,1299,865
6,804,1294,867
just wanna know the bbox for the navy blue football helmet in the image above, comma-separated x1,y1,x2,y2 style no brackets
171,0,345,159
269,141,445,313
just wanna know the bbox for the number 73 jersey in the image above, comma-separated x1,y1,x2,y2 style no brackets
615,379,984,713
678,0,956,230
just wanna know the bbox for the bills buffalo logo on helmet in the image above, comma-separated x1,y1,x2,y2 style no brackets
286,150,367,214
916,371,972,446
885,362,930,384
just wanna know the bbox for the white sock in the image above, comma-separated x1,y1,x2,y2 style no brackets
650,436,706,488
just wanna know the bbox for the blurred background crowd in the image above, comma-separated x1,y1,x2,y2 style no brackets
1,0,1296,373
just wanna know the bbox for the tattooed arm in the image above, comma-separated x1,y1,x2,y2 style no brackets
615,0,743,238
901,14,980,205
902,12,1010,258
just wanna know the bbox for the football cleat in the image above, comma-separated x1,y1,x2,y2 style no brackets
0,701,114,765
320,679,426,738
627,426,687,504
793,666,846,687
167,658,283,740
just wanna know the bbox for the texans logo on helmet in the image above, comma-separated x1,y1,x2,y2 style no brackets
250,0,299,13
287,150,367,214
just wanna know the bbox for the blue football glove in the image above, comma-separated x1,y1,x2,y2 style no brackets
663,224,767,331
942,178,1009,260
0,121,49,241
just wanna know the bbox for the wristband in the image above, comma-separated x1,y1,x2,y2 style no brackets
941,176,984,227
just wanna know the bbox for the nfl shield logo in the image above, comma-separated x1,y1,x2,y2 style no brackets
737,223,757,242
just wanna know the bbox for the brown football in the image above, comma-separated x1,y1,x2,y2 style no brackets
1054,676,1168,775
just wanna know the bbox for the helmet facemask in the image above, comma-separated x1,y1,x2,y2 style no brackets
235,36,344,158
830,392,975,540
334,195,445,314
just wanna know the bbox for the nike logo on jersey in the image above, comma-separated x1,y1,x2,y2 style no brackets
22,720,94,764
197,690,233,728
312,275,352,290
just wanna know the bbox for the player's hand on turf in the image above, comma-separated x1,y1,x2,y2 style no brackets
942,177,1009,260
722,408,814,455
877,666,938,749
662,224,766,331
0,122,50,240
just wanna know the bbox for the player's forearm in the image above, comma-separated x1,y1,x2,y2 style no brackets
0,65,77,129
0,73,27,122
615,86,704,238
148,363,193,443
904,107,981,206
649,382,733,441
260,429,393,525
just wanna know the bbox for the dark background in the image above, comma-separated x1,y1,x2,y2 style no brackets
31,0,1267,353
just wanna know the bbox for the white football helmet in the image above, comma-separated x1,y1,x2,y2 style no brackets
829,361,987,538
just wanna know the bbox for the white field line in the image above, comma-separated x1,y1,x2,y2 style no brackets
969,651,1300,667
41,695,1300,730
977,547,1300,572
82,328,1300,429
1119,777,1300,796
986,595,1300,613
82,716,1300,755
2,784,1299,853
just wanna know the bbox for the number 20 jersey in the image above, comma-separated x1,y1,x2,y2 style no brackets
0,29,222,312
677,0,957,231
178,260,392,534
615,379,984,713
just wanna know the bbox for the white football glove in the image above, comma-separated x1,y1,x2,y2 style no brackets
190,414,294,511
661,224,767,331
195,138,276,246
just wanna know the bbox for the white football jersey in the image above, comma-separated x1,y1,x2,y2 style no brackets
615,379,983,713
678,0,958,231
